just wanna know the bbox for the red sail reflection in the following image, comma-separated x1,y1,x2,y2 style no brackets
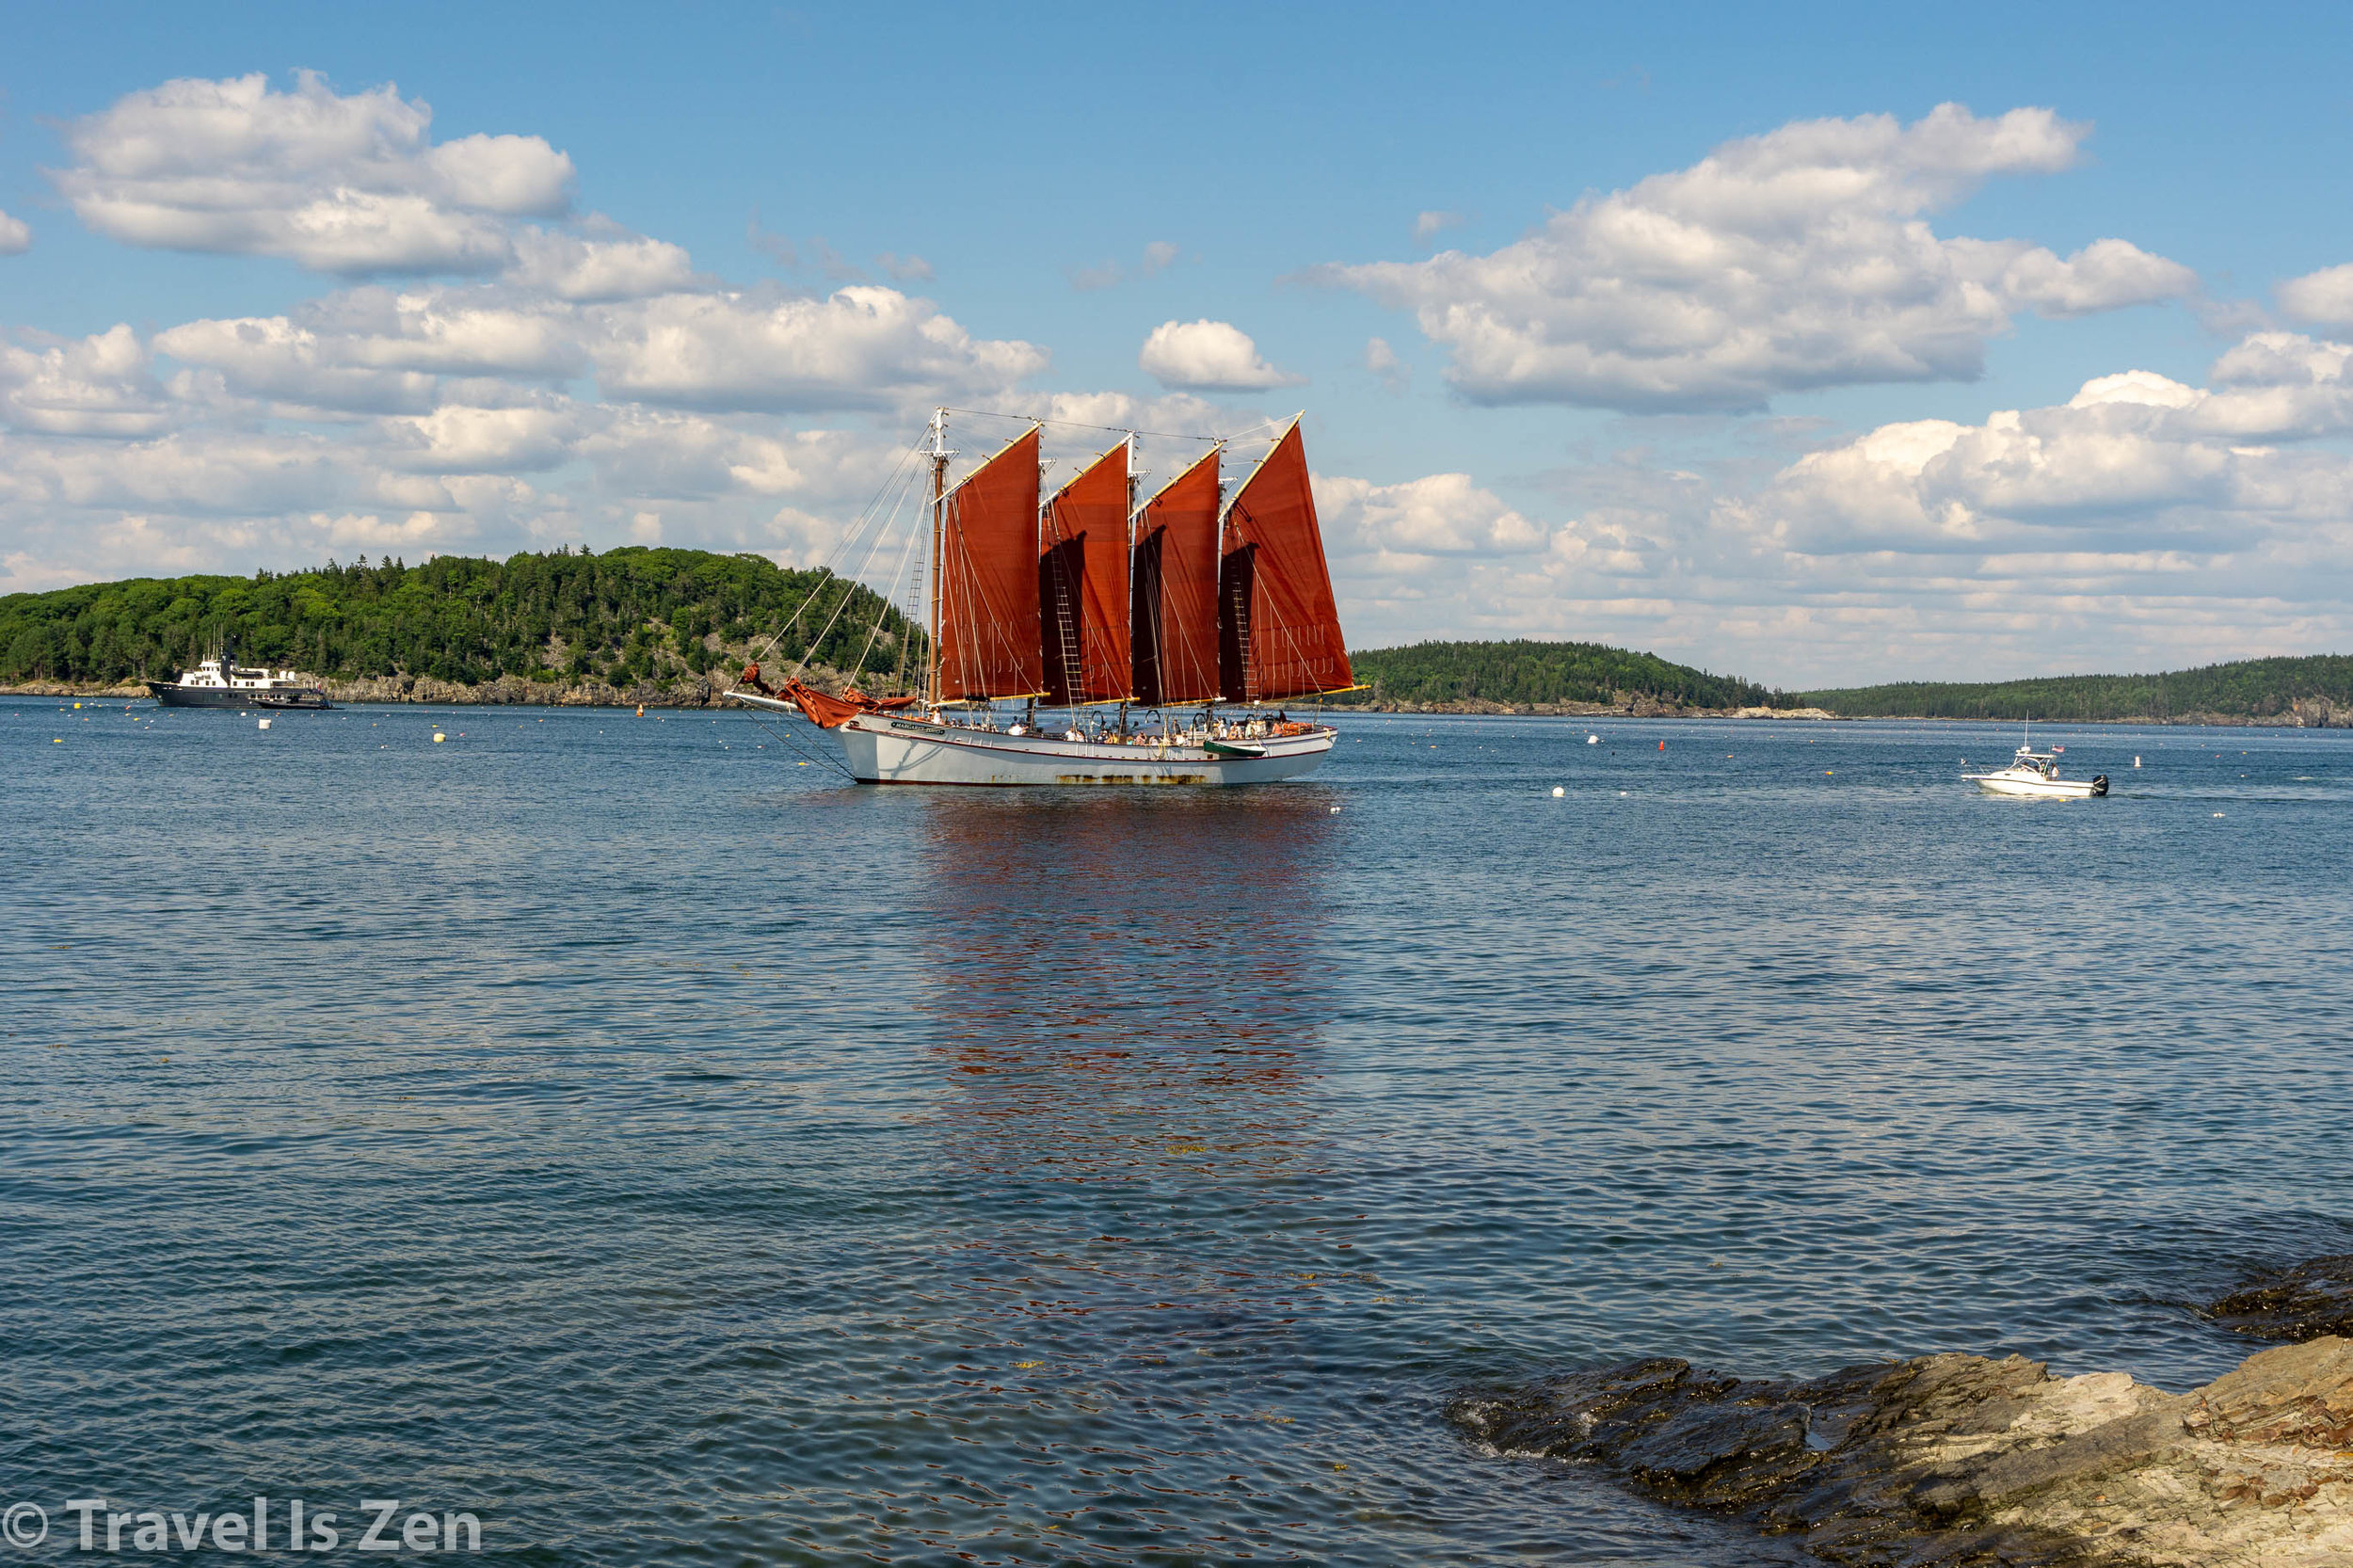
910,792,1338,1183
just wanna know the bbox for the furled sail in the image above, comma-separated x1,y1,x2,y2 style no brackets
1129,446,1223,708
1039,439,1132,705
1218,420,1352,703
935,424,1044,701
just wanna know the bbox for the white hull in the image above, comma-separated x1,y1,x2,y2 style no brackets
733,696,1334,785
1968,770,2105,799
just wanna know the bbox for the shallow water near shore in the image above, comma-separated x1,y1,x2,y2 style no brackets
5,697,2350,1564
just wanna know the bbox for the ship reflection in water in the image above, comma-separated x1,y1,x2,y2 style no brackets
875,788,1385,1563
913,787,1340,1183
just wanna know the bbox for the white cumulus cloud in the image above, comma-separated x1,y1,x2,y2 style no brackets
1138,319,1304,392
505,224,694,301
4,72,1102,592
587,284,1047,412
2276,262,2353,328
1,325,181,438
1413,210,1465,244
1315,104,2197,411
154,287,586,412
383,403,580,473
56,70,575,275
154,314,439,413
0,209,30,256
1753,332,2353,560
1316,471,1545,557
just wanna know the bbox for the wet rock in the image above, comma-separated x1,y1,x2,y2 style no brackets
1452,1337,2353,1565
2207,1256,2353,1343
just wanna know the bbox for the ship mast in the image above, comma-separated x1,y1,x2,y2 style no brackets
925,408,954,709
1121,432,1141,738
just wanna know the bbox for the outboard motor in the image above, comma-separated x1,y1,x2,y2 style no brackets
2090,775,2109,797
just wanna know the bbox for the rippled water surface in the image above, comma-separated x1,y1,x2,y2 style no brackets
7,697,2351,1563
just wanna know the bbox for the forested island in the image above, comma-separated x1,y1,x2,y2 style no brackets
1334,641,2353,725
1800,655,2353,726
0,548,920,706
1330,638,1786,715
4,550,2348,724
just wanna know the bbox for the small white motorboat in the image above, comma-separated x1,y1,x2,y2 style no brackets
1965,726,2107,799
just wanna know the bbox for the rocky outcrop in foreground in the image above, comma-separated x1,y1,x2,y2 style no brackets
1453,1336,2353,1565
2207,1256,2353,1345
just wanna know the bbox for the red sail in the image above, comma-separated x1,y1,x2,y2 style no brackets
1218,421,1352,703
1130,447,1223,708
936,425,1044,701
1039,440,1131,705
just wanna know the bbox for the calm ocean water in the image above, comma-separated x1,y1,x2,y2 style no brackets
5,696,2350,1564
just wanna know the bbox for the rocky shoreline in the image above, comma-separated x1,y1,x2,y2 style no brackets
0,675,1840,717
1455,1258,2353,1566
1344,699,2348,725
0,668,798,709
3,675,2341,726
1343,698,1843,719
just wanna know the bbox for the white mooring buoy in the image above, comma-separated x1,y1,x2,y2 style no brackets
1551,786,1565,797
2134,756,2142,767
1586,734,1599,744
257,717,271,729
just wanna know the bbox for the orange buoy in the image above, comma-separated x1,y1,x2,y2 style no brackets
1657,740,1665,751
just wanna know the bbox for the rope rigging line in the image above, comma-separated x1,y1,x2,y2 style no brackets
740,705,857,780
744,432,929,672
774,445,930,683
841,481,930,693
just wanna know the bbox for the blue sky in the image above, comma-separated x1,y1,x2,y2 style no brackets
6,1,2353,683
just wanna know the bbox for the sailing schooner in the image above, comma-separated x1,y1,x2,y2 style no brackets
729,410,1354,785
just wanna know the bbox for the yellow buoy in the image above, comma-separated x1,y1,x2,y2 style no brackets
433,731,446,743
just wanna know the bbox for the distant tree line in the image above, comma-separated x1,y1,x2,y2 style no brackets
1330,638,1784,710
1799,655,2353,720
0,547,923,690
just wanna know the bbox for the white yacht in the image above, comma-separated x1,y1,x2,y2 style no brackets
145,640,332,709
1965,727,2107,799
